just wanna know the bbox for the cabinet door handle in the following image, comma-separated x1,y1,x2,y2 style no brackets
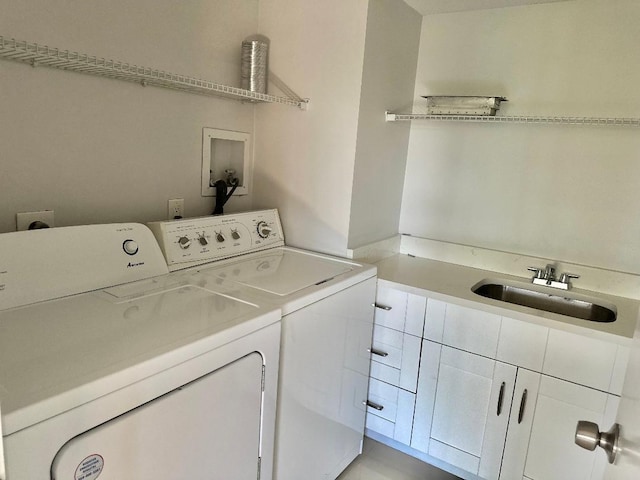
369,348,389,357
497,382,506,416
372,303,392,311
518,389,528,424
364,400,384,411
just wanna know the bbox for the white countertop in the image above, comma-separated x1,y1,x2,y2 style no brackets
375,253,640,346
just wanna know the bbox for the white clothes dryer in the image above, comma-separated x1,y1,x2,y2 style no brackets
0,223,280,480
148,209,377,480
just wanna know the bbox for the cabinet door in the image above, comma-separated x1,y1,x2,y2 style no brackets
520,376,620,480
499,369,542,480
428,346,516,477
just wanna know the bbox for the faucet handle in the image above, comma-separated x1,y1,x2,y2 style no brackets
559,272,580,284
527,267,544,279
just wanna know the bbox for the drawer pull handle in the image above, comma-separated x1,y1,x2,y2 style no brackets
365,400,384,411
518,389,528,424
373,303,392,311
369,348,389,358
497,382,506,416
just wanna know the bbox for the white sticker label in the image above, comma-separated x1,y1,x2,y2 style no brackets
74,454,104,480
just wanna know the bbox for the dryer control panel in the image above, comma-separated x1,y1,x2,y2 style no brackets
147,209,285,271
0,223,168,311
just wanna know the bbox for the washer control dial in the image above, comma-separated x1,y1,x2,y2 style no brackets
231,229,241,240
123,239,139,255
216,232,226,243
178,236,191,249
256,221,272,239
198,234,208,246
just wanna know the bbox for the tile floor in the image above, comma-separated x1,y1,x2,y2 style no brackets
337,438,461,480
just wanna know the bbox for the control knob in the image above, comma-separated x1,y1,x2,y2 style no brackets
122,239,139,255
231,229,241,240
198,234,208,246
178,236,191,249
256,221,272,239
216,232,226,243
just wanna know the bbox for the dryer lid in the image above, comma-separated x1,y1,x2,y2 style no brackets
0,281,277,435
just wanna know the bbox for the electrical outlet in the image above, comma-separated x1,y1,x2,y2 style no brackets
16,210,55,231
168,198,184,219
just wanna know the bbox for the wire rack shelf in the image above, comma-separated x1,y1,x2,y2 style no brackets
385,112,640,127
0,36,309,110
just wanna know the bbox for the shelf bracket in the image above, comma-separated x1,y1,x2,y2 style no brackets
269,71,309,110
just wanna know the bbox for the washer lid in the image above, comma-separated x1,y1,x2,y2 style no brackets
211,248,355,296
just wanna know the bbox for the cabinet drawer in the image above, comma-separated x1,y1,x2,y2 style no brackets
497,316,548,372
370,361,401,387
366,378,416,446
371,325,404,369
374,286,407,331
542,329,619,392
442,304,501,358
374,285,426,336
367,378,398,422
371,325,421,392
405,294,427,337
424,300,502,358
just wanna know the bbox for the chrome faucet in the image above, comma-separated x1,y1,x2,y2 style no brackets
528,264,579,290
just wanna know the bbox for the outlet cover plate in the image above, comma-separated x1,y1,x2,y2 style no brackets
168,198,184,220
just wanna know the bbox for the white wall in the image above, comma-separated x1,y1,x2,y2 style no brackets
0,0,258,233
254,0,370,256
348,0,422,249
400,0,640,273
0,0,417,258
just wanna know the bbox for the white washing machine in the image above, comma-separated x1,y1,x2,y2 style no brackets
148,209,377,480
0,223,281,480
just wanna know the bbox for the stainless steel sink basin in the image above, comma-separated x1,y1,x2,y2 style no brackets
471,280,617,323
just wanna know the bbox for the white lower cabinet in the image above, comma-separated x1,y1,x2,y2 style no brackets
413,341,618,480
506,375,619,480
366,285,425,446
367,285,625,480
413,341,517,479
433,347,515,478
